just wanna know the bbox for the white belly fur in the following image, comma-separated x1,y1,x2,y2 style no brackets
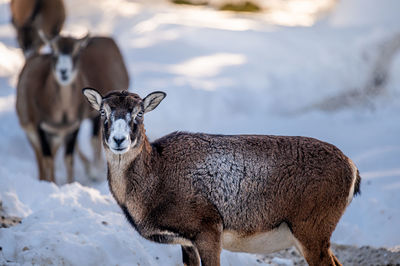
222,223,295,254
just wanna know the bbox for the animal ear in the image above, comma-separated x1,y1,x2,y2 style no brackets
143,91,166,113
82,87,102,111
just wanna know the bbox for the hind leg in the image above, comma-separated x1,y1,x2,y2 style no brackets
293,233,340,266
332,251,342,266
78,116,104,180
291,214,342,266
77,145,91,177
80,115,105,181
91,115,103,168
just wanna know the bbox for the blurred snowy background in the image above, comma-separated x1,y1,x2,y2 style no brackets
0,0,399,265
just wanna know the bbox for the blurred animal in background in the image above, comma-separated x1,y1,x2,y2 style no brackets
16,31,130,183
10,0,65,57
83,88,361,266
78,36,130,179
16,33,90,183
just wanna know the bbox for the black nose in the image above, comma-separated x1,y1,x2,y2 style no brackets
113,137,125,146
60,69,67,75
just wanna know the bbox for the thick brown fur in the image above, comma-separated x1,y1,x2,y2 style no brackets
10,0,65,55
84,90,361,266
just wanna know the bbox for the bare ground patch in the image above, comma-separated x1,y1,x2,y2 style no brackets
259,244,400,266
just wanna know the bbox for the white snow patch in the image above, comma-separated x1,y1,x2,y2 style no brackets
169,53,246,78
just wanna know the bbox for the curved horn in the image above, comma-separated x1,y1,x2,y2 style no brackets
38,29,50,44
80,32,91,47
38,29,59,54
72,32,90,55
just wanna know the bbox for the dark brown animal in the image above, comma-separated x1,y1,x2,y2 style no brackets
16,34,89,183
10,0,66,57
83,88,361,266
79,36,130,176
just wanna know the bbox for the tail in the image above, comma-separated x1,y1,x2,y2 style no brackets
353,169,361,197
347,159,361,205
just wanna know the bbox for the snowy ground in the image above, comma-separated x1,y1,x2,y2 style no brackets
0,0,400,265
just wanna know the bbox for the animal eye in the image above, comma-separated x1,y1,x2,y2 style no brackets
100,109,106,116
137,111,143,118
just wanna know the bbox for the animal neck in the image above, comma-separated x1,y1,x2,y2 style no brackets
41,74,81,124
105,134,154,205
47,73,76,97
106,134,152,170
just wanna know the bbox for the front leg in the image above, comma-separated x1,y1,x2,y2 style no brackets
182,245,200,266
38,127,55,182
193,225,223,266
65,129,79,183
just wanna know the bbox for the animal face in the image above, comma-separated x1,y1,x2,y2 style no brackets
53,53,77,86
101,91,143,154
83,89,166,155
49,35,89,86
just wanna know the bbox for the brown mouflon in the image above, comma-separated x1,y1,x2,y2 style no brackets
16,34,90,183
79,36,130,176
83,88,361,266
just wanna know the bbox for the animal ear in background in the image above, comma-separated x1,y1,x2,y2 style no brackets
82,87,102,111
143,91,166,113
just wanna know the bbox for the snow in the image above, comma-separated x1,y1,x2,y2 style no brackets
0,0,400,264
270,257,294,266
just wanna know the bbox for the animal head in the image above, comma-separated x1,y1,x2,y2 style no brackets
40,31,90,86
82,88,166,155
